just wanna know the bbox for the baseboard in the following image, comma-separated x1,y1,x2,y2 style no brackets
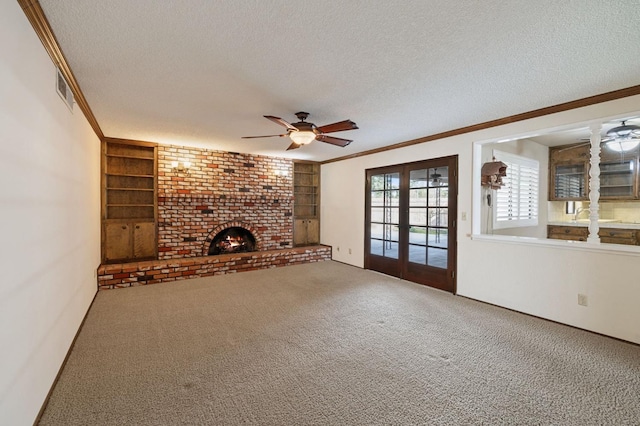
32,289,99,425
457,295,640,348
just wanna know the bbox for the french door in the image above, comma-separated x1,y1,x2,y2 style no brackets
365,156,457,293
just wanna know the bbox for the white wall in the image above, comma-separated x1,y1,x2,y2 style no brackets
322,94,640,345
0,2,101,425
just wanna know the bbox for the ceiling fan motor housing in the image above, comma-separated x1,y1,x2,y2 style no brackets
293,121,318,134
294,111,310,121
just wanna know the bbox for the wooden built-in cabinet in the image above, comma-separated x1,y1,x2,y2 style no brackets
549,143,590,201
547,225,639,245
549,143,640,201
598,145,639,200
294,218,320,246
102,139,158,262
293,162,320,246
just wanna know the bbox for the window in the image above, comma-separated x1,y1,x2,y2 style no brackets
492,150,539,229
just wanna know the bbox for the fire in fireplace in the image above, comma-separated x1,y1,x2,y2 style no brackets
208,227,256,255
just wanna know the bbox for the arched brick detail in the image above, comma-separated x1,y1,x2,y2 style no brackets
202,221,261,256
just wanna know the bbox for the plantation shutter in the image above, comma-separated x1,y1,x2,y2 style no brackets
493,150,539,229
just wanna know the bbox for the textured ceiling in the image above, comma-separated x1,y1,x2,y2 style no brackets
39,0,640,161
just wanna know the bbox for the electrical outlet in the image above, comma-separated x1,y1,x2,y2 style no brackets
461,212,467,221
336,246,340,251
348,248,352,254
578,294,588,306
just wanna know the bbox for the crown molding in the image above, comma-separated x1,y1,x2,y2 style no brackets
18,0,104,140
322,84,640,165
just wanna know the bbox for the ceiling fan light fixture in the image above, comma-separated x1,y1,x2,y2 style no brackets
603,121,640,152
289,130,316,145
606,122,640,139
606,139,640,152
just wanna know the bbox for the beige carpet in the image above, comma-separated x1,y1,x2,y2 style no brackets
39,261,640,425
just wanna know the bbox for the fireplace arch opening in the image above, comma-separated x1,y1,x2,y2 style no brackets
208,227,257,255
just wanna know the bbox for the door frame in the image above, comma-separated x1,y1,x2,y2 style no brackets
364,155,458,293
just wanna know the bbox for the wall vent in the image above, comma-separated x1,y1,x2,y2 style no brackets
56,67,74,111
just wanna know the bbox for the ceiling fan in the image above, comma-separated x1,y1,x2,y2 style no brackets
242,112,358,150
430,169,443,185
574,120,640,153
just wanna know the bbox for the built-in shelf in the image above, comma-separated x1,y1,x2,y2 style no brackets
106,153,154,160
102,139,158,263
107,204,155,207
107,187,155,191
106,173,155,178
293,162,320,246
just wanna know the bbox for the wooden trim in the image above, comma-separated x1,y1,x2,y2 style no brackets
322,85,640,165
18,0,104,140
103,137,159,148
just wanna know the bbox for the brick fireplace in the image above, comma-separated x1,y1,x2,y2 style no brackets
157,145,294,258
97,143,331,290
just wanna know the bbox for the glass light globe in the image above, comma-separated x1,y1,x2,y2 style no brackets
289,131,316,145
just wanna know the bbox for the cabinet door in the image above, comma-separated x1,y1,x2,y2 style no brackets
293,219,307,246
306,219,320,244
105,223,131,261
549,145,589,201
551,163,588,200
133,222,156,258
599,160,636,199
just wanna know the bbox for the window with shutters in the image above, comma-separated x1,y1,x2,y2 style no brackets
492,150,539,229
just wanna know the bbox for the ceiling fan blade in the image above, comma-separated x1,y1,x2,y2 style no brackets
264,115,298,130
286,142,301,151
317,119,358,134
579,137,615,143
241,134,288,139
559,142,590,152
317,134,352,147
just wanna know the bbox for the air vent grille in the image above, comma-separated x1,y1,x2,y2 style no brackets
56,67,74,111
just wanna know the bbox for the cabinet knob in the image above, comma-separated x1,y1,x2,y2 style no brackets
136,225,140,229
122,226,127,230
564,229,570,233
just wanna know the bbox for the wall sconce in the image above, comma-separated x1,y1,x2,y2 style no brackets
274,169,289,180
171,160,191,174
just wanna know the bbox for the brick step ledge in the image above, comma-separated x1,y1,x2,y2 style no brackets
98,245,332,290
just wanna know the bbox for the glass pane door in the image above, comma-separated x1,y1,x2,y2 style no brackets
365,156,458,293
554,164,586,199
408,167,449,269
600,161,634,198
370,172,400,259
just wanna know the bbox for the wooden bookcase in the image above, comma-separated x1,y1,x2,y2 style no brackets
102,138,158,263
293,161,320,246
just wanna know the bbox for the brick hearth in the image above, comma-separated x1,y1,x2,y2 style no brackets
98,245,331,290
